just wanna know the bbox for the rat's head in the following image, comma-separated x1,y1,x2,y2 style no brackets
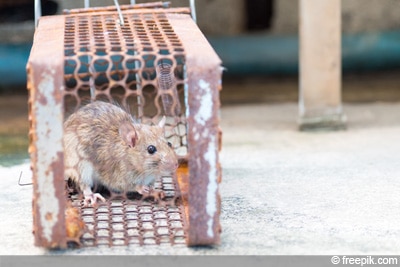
119,116,179,179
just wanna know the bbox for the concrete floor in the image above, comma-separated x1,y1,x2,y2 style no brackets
1,74,400,254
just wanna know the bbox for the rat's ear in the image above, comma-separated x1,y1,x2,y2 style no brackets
119,123,137,148
158,116,166,128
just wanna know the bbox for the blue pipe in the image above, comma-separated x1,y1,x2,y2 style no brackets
341,31,400,72
208,34,299,75
1,30,400,87
207,30,400,75
0,43,32,88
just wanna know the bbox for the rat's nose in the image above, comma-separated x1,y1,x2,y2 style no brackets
174,162,179,170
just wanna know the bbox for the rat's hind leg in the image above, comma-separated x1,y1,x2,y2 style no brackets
135,184,165,200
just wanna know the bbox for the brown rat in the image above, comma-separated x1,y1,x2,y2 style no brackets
63,101,179,206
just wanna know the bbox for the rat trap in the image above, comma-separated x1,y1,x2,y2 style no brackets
26,2,222,248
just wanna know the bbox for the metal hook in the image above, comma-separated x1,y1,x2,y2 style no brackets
189,0,197,23
113,0,125,26
18,172,33,186
34,0,41,28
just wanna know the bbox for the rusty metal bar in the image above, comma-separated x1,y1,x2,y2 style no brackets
63,7,191,18
27,15,67,248
167,13,222,246
63,2,177,15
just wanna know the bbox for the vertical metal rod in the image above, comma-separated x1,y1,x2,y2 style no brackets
34,0,41,28
84,0,90,8
89,57,96,102
189,0,197,23
135,59,142,122
130,0,136,5
114,0,125,26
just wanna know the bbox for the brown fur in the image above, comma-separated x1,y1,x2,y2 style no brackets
64,101,178,199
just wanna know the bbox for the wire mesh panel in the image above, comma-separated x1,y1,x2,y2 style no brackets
63,10,188,157
27,3,222,249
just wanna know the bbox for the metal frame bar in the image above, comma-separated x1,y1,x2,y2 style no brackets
27,15,67,248
167,13,222,245
35,1,197,24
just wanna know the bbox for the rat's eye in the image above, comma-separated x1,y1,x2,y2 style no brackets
167,142,172,148
147,145,157,155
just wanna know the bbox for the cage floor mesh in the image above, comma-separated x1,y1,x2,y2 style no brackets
66,175,187,247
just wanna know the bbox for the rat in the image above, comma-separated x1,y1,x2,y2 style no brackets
63,101,179,206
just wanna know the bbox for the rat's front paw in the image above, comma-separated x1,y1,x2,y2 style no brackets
136,184,151,195
83,193,106,207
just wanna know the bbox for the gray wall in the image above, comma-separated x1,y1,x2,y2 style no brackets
272,0,400,34
58,0,400,35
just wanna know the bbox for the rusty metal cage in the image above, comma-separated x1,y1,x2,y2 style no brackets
27,3,222,248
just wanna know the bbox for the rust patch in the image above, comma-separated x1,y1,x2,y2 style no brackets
65,205,85,243
176,163,190,232
38,93,48,106
218,127,223,152
45,212,53,221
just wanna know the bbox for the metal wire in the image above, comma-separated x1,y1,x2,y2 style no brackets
189,0,197,23
34,0,41,27
113,0,125,26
